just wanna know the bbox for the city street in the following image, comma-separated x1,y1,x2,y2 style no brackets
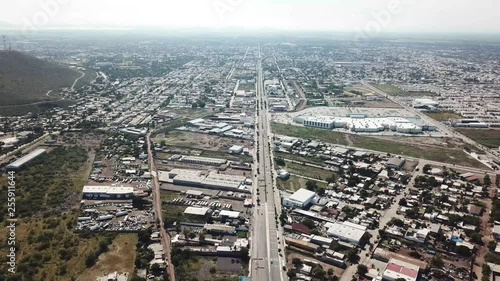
250,46,288,281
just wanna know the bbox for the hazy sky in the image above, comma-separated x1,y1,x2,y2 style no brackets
1,0,499,33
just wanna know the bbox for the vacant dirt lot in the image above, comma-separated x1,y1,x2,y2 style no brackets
77,234,138,281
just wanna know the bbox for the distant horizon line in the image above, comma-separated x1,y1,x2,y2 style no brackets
1,25,500,36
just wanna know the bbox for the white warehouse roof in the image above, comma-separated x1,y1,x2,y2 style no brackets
82,185,133,195
289,188,316,204
219,210,240,218
7,148,46,169
184,207,209,216
327,221,367,245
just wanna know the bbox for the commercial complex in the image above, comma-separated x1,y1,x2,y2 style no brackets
298,115,433,134
164,170,250,193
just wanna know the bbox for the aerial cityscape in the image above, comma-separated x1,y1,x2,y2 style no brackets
1,1,500,281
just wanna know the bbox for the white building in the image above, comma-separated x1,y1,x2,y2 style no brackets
327,221,367,245
382,258,419,281
283,188,316,209
6,148,47,171
183,207,210,216
413,98,439,108
229,145,244,154
180,155,227,166
82,185,134,200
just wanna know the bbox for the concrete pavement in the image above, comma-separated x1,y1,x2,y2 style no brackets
250,46,288,281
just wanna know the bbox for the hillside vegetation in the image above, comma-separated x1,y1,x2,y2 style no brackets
0,50,80,106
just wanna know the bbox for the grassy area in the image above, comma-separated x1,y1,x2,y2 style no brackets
285,162,333,181
277,175,327,192
457,129,500,148
372,84,437,97
349,134,481,167
272,122,348,145
277,175,303,191
153,118,190,137
0,99,78,116
200,149,253,163
272,123,483,167
77,234,137,281
238,82,255,91
0,146,118,280
425,112,463,121
74,70,98,89
274,152,323,165
0,51,81,107
161,190,181,202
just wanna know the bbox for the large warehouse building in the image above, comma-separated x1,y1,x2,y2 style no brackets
299,115,432,134
170,171,250,193
283,188,316,209
82,185,134,200
6,148,47,171
327,221,367,245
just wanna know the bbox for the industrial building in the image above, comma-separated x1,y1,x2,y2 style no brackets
283,188,316,209
219,210,241,219
327,221,367,245
229,145,244,154
382,258,420,281
452,119,489,128
385,157,406,169
6,148,47,171
299,115,432,134
82,185,134,200
170,170,250,193
413,98,439,109
204,223,236,234
183,206,210,216
178,155,227,166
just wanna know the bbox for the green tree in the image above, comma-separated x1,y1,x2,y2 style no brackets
306,180,318,191
484,174,491,186
292,258,303,267
430,255,444,268
357,264,368,276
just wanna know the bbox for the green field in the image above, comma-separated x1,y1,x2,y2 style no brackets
73,70,98,89
0,146,122,280
425,112,463,121
372,84,437,97
0,51,81,107
348,134,481,167
285,162,333,181
272,123,483,167
272,122,348,145
457,129,500,148
0,99,77,116
277,175,326,192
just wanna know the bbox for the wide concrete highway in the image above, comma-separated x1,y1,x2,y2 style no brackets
250,47,288,281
